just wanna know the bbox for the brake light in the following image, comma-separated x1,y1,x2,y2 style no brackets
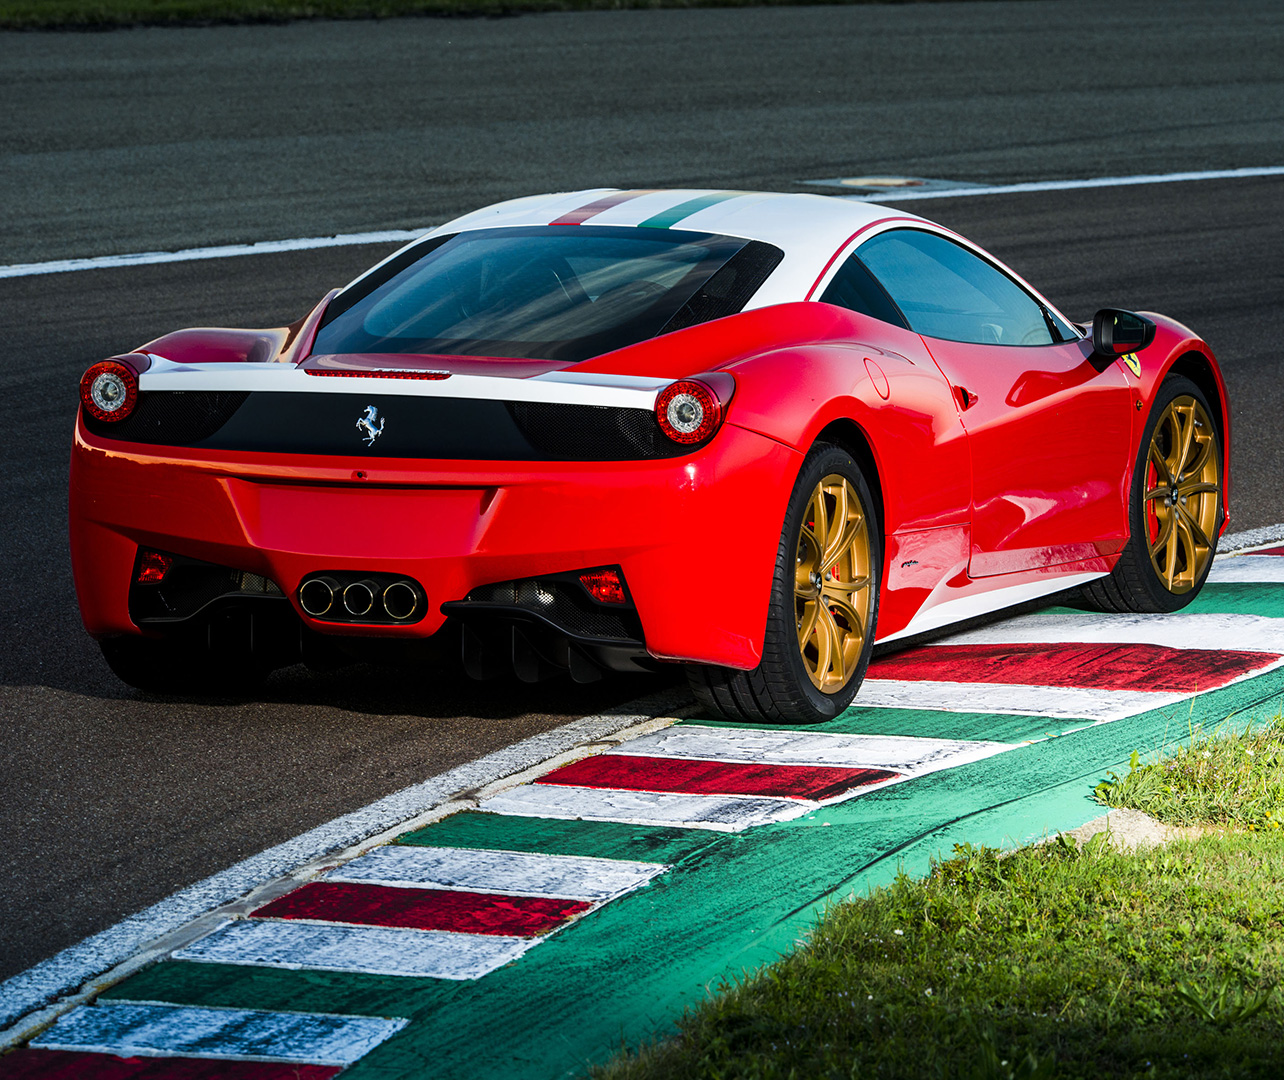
136,550,172,584
80,360,139,422
579,568,627,605
655,377,727,446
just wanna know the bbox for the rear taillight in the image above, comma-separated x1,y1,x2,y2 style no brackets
135,549,172,584
80,360,139,422
655,375,731,446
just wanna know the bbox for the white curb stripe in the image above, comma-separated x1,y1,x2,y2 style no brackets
608,725,1011,773
940,612,1284,653
31,1000,406,1065
1206,556,1284,584
853,679,1180,721
175,920,535,981
0,229,427,280
858,166,1284,202
482,786,815,832
326,845,667,901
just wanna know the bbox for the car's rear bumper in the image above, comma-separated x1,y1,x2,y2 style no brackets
69,416,801,670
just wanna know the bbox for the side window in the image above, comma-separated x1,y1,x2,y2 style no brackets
855,230,1058,346
818,255,908,328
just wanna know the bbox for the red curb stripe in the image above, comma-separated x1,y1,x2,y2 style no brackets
549,190,655,225
253,881,590,937
866,641,1280,692
535,755,898,801
0,1050,341,1079
1252,545,1284,556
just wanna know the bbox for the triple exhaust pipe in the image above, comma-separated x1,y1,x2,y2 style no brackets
298,573,425,624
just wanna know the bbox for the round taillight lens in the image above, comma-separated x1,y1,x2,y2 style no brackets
656,379,723,445
80,361,139,422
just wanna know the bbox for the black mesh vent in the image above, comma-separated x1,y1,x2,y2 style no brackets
464,578,640,641
85,391,250,445
509,402,679,460
130,554,285,623
660,240,785,334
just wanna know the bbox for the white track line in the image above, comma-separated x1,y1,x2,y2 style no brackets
941,612,1284,653
0,229,426,280
861,165,1284,202
326,845,667,901
608,726,1010,773
482,786,814,832
175,920,537,981
4,167,1281,280
31,1000,406,1065
0,688,688,1036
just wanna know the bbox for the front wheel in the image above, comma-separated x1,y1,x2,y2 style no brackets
1080,374,1223,613
687,442,880,724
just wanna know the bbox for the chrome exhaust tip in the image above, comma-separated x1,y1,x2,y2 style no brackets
382,580,419,621
299,576,338,617
342,580,378,617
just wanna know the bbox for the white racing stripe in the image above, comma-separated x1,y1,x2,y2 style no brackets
609,725,1011,773
853,679,1181,722
326,844,667,901
31,1000,406,1065
138,359,668,410
1206,556,1284,584
939,612,1284,653
175,920,535,981
482,786,815,832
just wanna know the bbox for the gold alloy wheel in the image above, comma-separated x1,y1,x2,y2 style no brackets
794,474,873,693
1144,395,1221,594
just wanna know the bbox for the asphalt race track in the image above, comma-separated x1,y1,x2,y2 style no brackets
2,0,1283,1007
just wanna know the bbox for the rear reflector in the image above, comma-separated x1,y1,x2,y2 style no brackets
579,568,627,605
136,550,173,584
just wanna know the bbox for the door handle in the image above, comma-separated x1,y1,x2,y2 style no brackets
953,385,977,411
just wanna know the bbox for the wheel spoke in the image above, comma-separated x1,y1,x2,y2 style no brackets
816,604,845,685
797,599,819,651
1178,505,1211,550
1178,481,1219,498
1148,507,1174,559
1148,440,1174,487
822,575,870,596
1143,485,1168,503
1182,434,1214,480
1175,404,1197,476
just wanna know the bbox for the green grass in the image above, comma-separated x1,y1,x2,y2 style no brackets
0,0,970,31
1096,717,1284,830
592,722,1284,1080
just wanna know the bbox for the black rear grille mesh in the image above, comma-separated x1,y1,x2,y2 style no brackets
85,391,250,445
508,402,676,459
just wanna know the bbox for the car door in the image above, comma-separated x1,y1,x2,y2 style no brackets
854,227,1134,577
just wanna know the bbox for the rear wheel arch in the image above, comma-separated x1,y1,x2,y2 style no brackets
813,418,886,543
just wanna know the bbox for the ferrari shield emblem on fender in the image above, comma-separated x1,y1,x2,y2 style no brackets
1121,352,1141,377
356,405,386,446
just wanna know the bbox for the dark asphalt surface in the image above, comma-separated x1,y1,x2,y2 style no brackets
1,0,1282,264
2,0,1282,991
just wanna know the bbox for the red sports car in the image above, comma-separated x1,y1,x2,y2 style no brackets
71,189,1229,723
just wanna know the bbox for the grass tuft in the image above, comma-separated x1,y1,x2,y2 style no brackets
1095,715,1284,829
592,835,1284,1078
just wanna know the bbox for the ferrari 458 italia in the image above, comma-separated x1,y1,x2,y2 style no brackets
71,189,1230,723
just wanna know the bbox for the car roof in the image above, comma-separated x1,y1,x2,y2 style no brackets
428,188,933,307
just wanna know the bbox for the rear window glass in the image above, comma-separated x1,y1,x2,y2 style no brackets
313,226,772,363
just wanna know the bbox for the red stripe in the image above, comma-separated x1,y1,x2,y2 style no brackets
1252,546,1284,556
0,1050,340,1079
253,881,589,937
866,642,1279,692
549,190,653,225
535,755,897,801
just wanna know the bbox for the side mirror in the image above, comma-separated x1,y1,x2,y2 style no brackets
1093,308,1156,356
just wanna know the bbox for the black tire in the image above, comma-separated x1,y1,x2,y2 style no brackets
1080,374,1223,613
686,442,881,724
99,635,268,695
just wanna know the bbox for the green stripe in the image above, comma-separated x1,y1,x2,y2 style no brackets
397,810,720,864
100,961,460,1018
684,708,1079,744
637,191,744,230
